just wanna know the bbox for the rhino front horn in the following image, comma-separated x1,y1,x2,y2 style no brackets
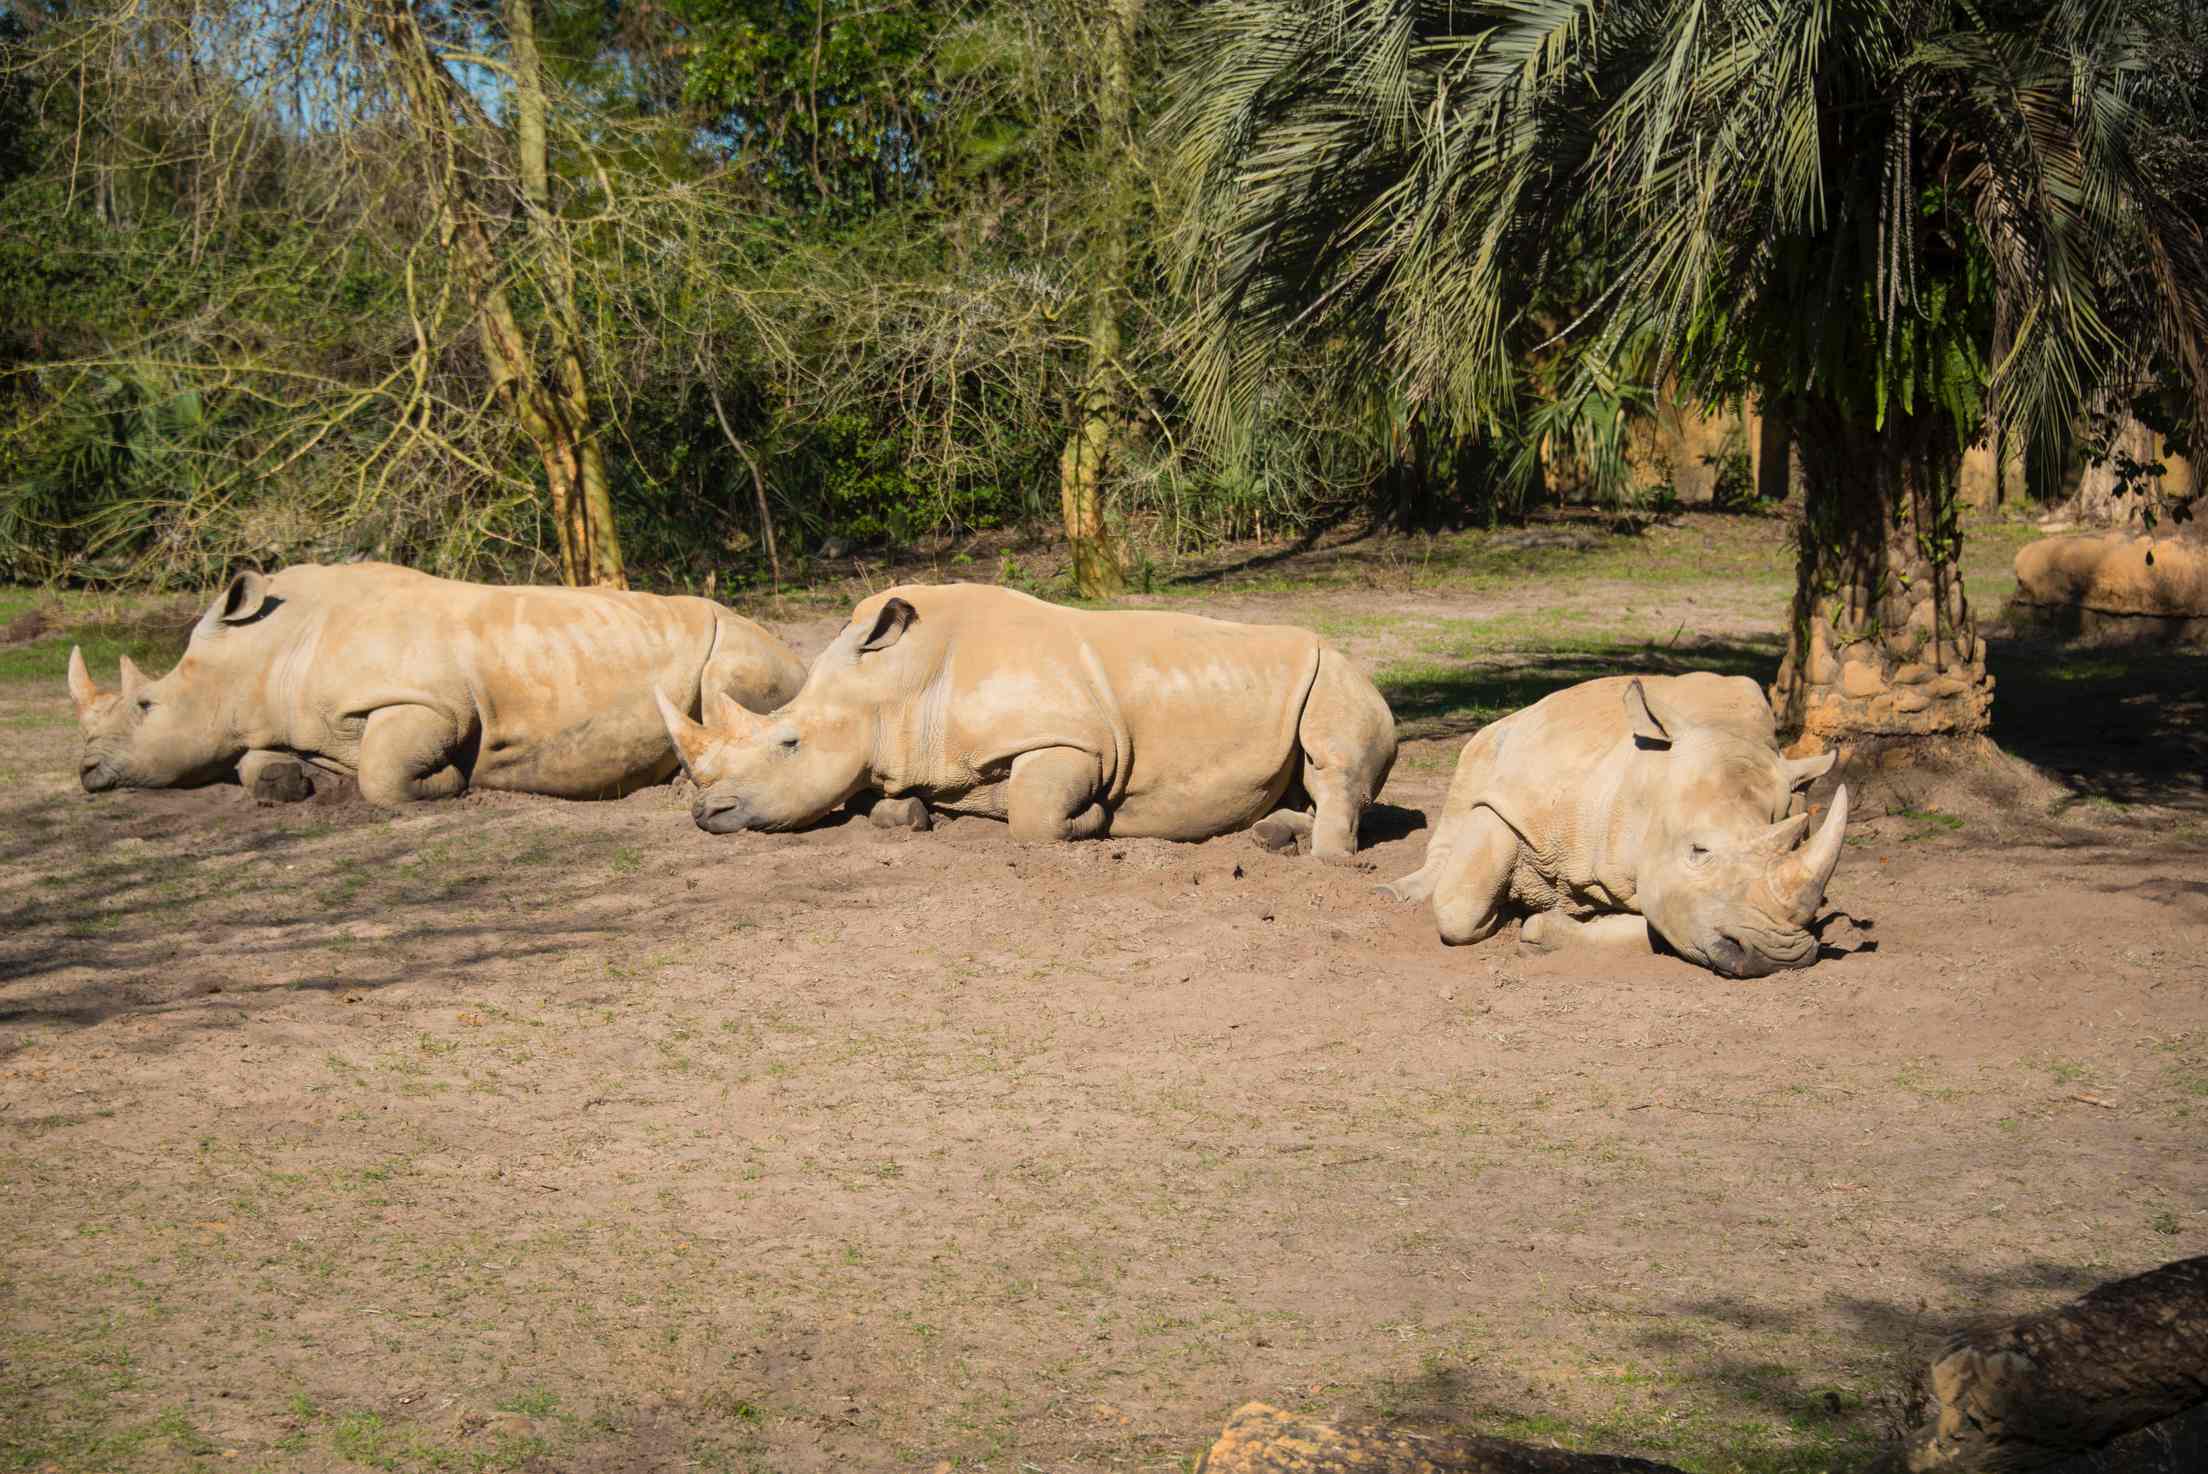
1770,784,1848,925
654,690,715,777
67,645,101,721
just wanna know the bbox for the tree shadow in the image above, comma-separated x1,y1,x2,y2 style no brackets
1986,635,2208,813
1332,1254,2206,1473
0,780,631,1050
1379,638,1785,743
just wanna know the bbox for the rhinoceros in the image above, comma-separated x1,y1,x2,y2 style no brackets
654,583,1398,857
1382,673,1848,977
67,562,806,806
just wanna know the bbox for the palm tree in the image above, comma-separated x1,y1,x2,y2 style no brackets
1170,0,2208,751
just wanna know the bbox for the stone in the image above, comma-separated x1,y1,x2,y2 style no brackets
1891,662,1933,686
1805,629,1839,685
1839,660,1885,699
1894,688,1933,715
1926,675,1968,699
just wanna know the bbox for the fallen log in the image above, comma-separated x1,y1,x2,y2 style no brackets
1193,1403,1686,1474
1896,1254,2208,1472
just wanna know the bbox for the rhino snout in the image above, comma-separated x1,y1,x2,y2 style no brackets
80,758,117,793
692,792,755,834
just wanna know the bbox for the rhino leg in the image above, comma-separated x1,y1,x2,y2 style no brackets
1522,911,1654,954
357,704,471,806
1005,747,1109,843
1432,808,1517,946
1250,811,1312,854
238,749,314,805
1296,647,1397,860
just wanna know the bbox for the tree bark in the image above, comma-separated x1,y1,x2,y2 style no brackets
1057,0,1139,598
1769,399,1991,753
1895,1255,2208,1472
1195,1404,1686,1474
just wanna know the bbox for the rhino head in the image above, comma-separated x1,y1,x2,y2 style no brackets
66,571,277,792
1622,679,1848,978
657,596,920,833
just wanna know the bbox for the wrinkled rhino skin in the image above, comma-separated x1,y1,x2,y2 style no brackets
1383,673,1848,978
2013,533,2208,620
68,562,806,805
660,583,1397,858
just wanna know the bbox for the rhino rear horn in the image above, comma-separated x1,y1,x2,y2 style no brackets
654,690,716,777
1769,784,1849,925
66,645,101,721
705,688,768,737
118,654,147,703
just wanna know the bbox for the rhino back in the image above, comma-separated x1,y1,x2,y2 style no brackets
279,566,722,796
1453,673,1768,911
872,587,1320,834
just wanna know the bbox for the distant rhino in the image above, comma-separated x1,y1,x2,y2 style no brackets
68,563,805,806
656,583,1398,858
1383,673,1847,977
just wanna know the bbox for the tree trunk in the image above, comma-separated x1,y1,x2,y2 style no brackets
1057,0,1139,598
1769,399,1991,754
505,0,624,588
1895,1255,2208,1472
1196,1404,1685,1474
371,0,626,588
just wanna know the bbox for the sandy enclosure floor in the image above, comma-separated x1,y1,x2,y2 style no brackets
3,550,2206,1474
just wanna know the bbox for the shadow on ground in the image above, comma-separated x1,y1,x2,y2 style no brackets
1988,637,2208,812
1340,1255,2207,1474
1378,637,1784,742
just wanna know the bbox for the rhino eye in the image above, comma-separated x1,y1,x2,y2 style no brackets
779,735,800,753
135,697,155,714
1687,843,1710,861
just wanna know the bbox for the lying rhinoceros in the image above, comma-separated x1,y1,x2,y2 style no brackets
1382,673,1847,977
655,583,1397,858
68,562,805,806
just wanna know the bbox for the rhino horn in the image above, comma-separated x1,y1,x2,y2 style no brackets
118,654,147,703
67,646,101,720
704,688,768,738
1768,784,1848,925
654,690,716,776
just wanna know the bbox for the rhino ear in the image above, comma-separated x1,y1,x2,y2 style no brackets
857,596,917,654
66,645,101,721
209,569,273,627
1623,679,1678,747
1782,750,1837,791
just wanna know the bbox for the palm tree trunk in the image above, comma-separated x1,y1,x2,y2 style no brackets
1770,400,1992,754
1057,0,1139,598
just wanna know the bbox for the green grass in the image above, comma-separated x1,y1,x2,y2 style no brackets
0,626,192,688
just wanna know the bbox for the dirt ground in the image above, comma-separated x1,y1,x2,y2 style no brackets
2,513,2204,1474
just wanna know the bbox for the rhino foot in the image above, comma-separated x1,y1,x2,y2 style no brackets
869,795,933,832
1250,812,1311,855
246,756,315,805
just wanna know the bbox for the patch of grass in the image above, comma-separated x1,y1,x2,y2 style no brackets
609,845,644,876
496,1386,561,1418
1897,808,1965,842
0,625,192,689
